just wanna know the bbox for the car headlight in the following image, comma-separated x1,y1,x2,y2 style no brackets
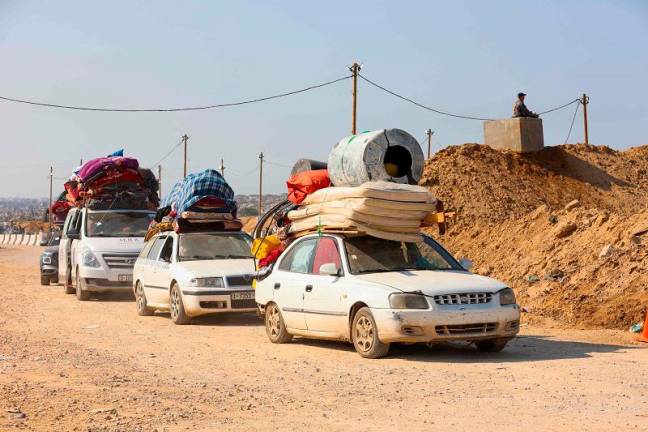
187,277,224,288
42,256,52,264
389,293,429,309
81,247,100,268
499,288,517,305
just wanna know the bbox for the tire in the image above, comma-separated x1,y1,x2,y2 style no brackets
351,307,390,359
40,275,50,286
75,270,91,301
135,281,154,316
169,283,190,325
264,302,292,343
475,338,509,353
64,265,75,294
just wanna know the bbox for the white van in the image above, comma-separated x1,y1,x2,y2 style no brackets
58,207,155,300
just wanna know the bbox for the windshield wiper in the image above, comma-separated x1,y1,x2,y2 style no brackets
356,268,392,274
391,266,430,271
182,255,213,260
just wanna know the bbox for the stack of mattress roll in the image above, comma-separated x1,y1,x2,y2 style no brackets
286,181,436,242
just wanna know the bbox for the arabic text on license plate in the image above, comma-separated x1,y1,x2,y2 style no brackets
118,274,132,282
231,291,254,300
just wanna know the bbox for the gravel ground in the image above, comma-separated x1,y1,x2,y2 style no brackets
1,246,647,431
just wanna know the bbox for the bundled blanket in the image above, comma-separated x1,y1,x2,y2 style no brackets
162,169,236,216
64,152,158,210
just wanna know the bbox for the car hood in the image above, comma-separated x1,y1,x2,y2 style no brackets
353,270,508,295
84,237,145,254
174,259,256,280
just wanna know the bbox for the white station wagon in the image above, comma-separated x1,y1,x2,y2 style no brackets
133,231,257,324
255,233,520,358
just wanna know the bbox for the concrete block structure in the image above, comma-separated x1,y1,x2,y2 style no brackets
484,117,544,153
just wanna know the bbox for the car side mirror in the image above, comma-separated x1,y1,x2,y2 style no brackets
68,232,80,240
319,263,341,276
459,258,474,272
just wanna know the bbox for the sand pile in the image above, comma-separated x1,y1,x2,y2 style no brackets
421,143,648,329
421,143,648,225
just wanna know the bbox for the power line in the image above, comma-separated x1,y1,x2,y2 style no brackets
228,164,259,177
360,73,583,121
0,75,352,113
538,98,580,115
149,139,183,169
264,160,292,168
563,101,581,144
359,74,494,121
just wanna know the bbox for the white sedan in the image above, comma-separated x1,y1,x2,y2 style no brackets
255,233,520,358
133,231,257,324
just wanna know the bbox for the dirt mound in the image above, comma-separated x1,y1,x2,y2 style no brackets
422,143,648,225
422,143,648,329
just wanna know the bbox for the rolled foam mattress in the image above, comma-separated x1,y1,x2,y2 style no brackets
288,198,432,220
302,181,434,205
288,214,420,234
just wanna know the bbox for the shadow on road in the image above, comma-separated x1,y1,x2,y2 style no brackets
87,291,135,302
291,334,638,362
151,311,262,327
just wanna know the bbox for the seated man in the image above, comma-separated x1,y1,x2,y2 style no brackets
513,92,539,118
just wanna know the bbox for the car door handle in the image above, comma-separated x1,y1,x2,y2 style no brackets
305,284,313,292
273,283,281,290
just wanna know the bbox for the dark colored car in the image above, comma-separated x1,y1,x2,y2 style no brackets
40,235,61,285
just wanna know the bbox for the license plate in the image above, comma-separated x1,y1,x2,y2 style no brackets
118,274,132,282
231,291,254,300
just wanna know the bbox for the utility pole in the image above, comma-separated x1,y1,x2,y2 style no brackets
258,152,264,216
48,166,53,235
581,93,589,145
350,62,361,135
157,165,162,199
182,134,189,177
220,158,226,178
425,129,434,159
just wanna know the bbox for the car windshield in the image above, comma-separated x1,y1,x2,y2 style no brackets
85,211,154,238
344,235,462,274
178,233,253,261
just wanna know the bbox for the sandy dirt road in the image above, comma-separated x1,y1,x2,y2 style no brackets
1,246,647,432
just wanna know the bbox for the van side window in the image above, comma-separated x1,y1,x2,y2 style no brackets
66,211,79,236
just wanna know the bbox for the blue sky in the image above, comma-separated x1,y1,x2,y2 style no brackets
1,0,646,198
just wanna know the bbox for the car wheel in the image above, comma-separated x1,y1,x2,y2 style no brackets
64,265,75,294
40,275,50,286
135,281,154,316
352,307,390,359
75,270,90,301
265,302,292,343
169,283,190,325
475,338,509,353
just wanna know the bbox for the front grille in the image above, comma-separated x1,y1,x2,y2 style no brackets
506,320,520,331
102,253,139,269
435,322,497,336
434,292,493,305
231,298,256,309
226,275,254,287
